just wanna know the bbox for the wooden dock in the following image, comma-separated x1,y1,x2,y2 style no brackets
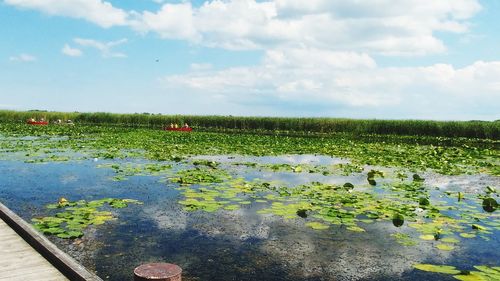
0,202,102,281
0,217,68,280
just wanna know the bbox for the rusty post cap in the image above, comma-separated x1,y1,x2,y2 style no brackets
134,263,182,281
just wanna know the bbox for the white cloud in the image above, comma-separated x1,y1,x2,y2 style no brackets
5,0,496,119
4,0,128,28
274,0,481,20
190,63,213,71
61,44,82,57
73,38,128,58
265,48,376,69
9,53,37,62
145,1,495,119
0,104,17,109
5,0,483,56
133,0,481,55
132,3,200,41
161,53,500,119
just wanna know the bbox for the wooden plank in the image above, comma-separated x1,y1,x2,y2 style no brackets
1,265,63,278
0,202,103,281
1,268,67,280
0,217,68,281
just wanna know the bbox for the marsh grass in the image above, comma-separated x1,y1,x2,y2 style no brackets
0,110,498,139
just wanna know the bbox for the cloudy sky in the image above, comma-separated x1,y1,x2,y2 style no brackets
1,0,499,120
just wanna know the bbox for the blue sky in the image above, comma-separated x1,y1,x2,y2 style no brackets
1,0,499,120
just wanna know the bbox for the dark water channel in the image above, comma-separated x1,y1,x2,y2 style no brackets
0,155,498,281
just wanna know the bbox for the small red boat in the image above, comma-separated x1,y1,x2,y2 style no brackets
27,120,49,126
164,127,192,132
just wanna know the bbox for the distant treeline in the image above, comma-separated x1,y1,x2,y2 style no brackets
0,110,498,139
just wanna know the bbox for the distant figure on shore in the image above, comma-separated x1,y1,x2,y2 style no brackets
29,117,35,122
169,123,174,129
174,123,179,129
183,123,189,129
66,120,74,125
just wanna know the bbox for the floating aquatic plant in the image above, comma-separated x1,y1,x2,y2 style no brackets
413,264,461,275
391,233,417,246
367,169,384,185
1,122,497,261
305,221,329,230
98,162,173,181
171,167,231,185
414,264,500,281
482,197,498,213
392,213,405,227
33,198,142,239
1,123,496,175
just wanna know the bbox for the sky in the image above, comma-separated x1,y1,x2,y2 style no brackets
0,0,499,120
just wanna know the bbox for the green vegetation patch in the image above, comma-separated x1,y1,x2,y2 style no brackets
98,162,173,181
33,197,142,239
0,123,497,176
414,264,500,281
391,233,417,246
171,167,231,185
414,264,461,275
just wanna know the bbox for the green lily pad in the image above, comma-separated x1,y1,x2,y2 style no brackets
460,233,476,238
419,234,435,241
471,224,487,231
391,233,417,246
419,197,430,206
482,198,497,213
306,222,329,230
33,197,141,239
441,237,460,244
453,273,487,281
343,183,354,189
436,243,454,251
413,264,460,274
413,174,425,182
347,225,366,232
223,204,240,211
392,213,404,227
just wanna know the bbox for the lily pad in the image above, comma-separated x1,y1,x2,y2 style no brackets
471,224,487,231
391,233,417,246
436,243,454,251
346,225,366,232
419,197,430,206
392,213,404,227
441,237,460,244
419,234,435,241
460,233,476,238
33,198,141,239
413,264,460,275
413,174,425,182
482,198,497,213
306,222,329,230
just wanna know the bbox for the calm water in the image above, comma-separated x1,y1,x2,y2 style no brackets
0,154,498,281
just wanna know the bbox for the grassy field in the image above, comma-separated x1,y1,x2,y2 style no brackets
0,110,498,139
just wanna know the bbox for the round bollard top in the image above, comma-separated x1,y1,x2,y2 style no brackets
134,263,182,281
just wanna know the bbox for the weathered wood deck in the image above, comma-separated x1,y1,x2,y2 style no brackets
0,202,102,281
0,217,68,280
